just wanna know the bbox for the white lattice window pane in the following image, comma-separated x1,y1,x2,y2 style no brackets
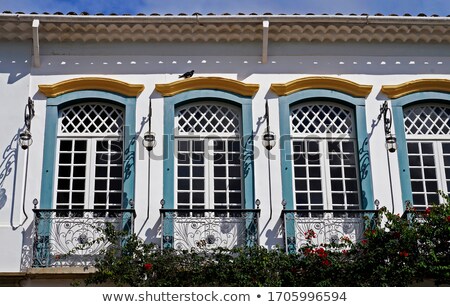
404,105,450,135
56,139,88,210
93,139,124,210
291,103,353,136
292,140,324,211
60,103,124,135
408,141,440,208
176,139,206,209
213,139,243,209
176,103,240,135
327,140,360,211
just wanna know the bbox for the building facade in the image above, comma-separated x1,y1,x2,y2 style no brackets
0,12,449,285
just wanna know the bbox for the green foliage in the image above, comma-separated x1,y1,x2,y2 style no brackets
85,198,450,287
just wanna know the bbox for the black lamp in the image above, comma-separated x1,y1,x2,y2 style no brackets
19,98,35,150
379,101,397,153
262,100,276,150
142,99,156,151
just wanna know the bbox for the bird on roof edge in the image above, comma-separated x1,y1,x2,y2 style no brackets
179,70,195,79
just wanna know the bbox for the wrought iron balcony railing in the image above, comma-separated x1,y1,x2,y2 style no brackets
160,208,260,251
282,209,379,253
32,208,135,268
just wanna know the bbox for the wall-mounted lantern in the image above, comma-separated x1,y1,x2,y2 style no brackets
262,100,276,150
19,98,35,150
379,101,397,153
142,99,156,151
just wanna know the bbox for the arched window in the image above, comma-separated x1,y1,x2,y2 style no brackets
54,102,124,211
174,102,242,210
290,102,360,212
403,104,450,208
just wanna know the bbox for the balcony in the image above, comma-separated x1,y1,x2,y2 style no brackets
281,209,379,253
32,208,135,267
160,208,260,251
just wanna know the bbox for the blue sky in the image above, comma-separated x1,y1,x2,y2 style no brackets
0,0,449,15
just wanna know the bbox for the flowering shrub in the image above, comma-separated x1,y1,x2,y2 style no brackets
84,196,450,287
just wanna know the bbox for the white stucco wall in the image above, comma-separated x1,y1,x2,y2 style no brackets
0,38,449,272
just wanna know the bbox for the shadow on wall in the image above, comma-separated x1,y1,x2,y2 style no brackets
0,126,31,231
0,129,20,211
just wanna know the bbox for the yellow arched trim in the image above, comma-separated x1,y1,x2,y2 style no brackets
381,79,450,99
38,77,145,98
155,77,259,97
270,77,372,98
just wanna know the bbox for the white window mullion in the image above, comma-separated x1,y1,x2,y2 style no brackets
207,139,214,209
435,141,447,203
86,139,95,210
321,139,332,210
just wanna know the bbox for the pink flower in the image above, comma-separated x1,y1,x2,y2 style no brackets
425,207,431,215
361,239,368,245
143,263,153,271
446,216,450,222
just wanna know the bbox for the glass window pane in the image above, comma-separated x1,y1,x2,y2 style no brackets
344,168,357,178
178,140,189,151
109,192,122,204
95,180,107,191
421,143,433,154
74,153,86,164
72,179,85,190
213,140,225,152
442,143,450,154
407,142,419,153
425,181,438,192
72,192,84,204
214,192,226,203
178,193,189,203
58,166,71,177
192,153,204,164
57,179,70,190
295,193,308,204
309,167,321,177
342,142,354,153
412,194,425,206
229,166,240,177
347,193,359,204
96,153,107,164
310,193,322,204
193,141,204,152
214,179,226,190
229,140,240,152
60,140,72,151
331,180,343,191
408,155,421,166
332,193,345,204
228,179,241,190
293,154,306,165
94,193,107,204
73,166,85,177
215,166,226,177
178,166,190,177
56,192,70,203
96,167,108,177
427,194,439,206
345,180,358,191
59,153,71,164
192,179,204,190
295,180,307,191
330,167,342,178
214,153,226,164
75,140,87,151
193,192,204,203
109,179,122,191
193,167,204,177
229,192,241,203
178,179,190,190
97,141,109,152
307,141,319,152
110,166,122,177
410,168,422,179
309,180,321,191
411,181,423,192
424,168,436,179
294,167,307,178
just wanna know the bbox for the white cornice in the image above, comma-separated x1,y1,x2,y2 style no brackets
0,14,449,43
